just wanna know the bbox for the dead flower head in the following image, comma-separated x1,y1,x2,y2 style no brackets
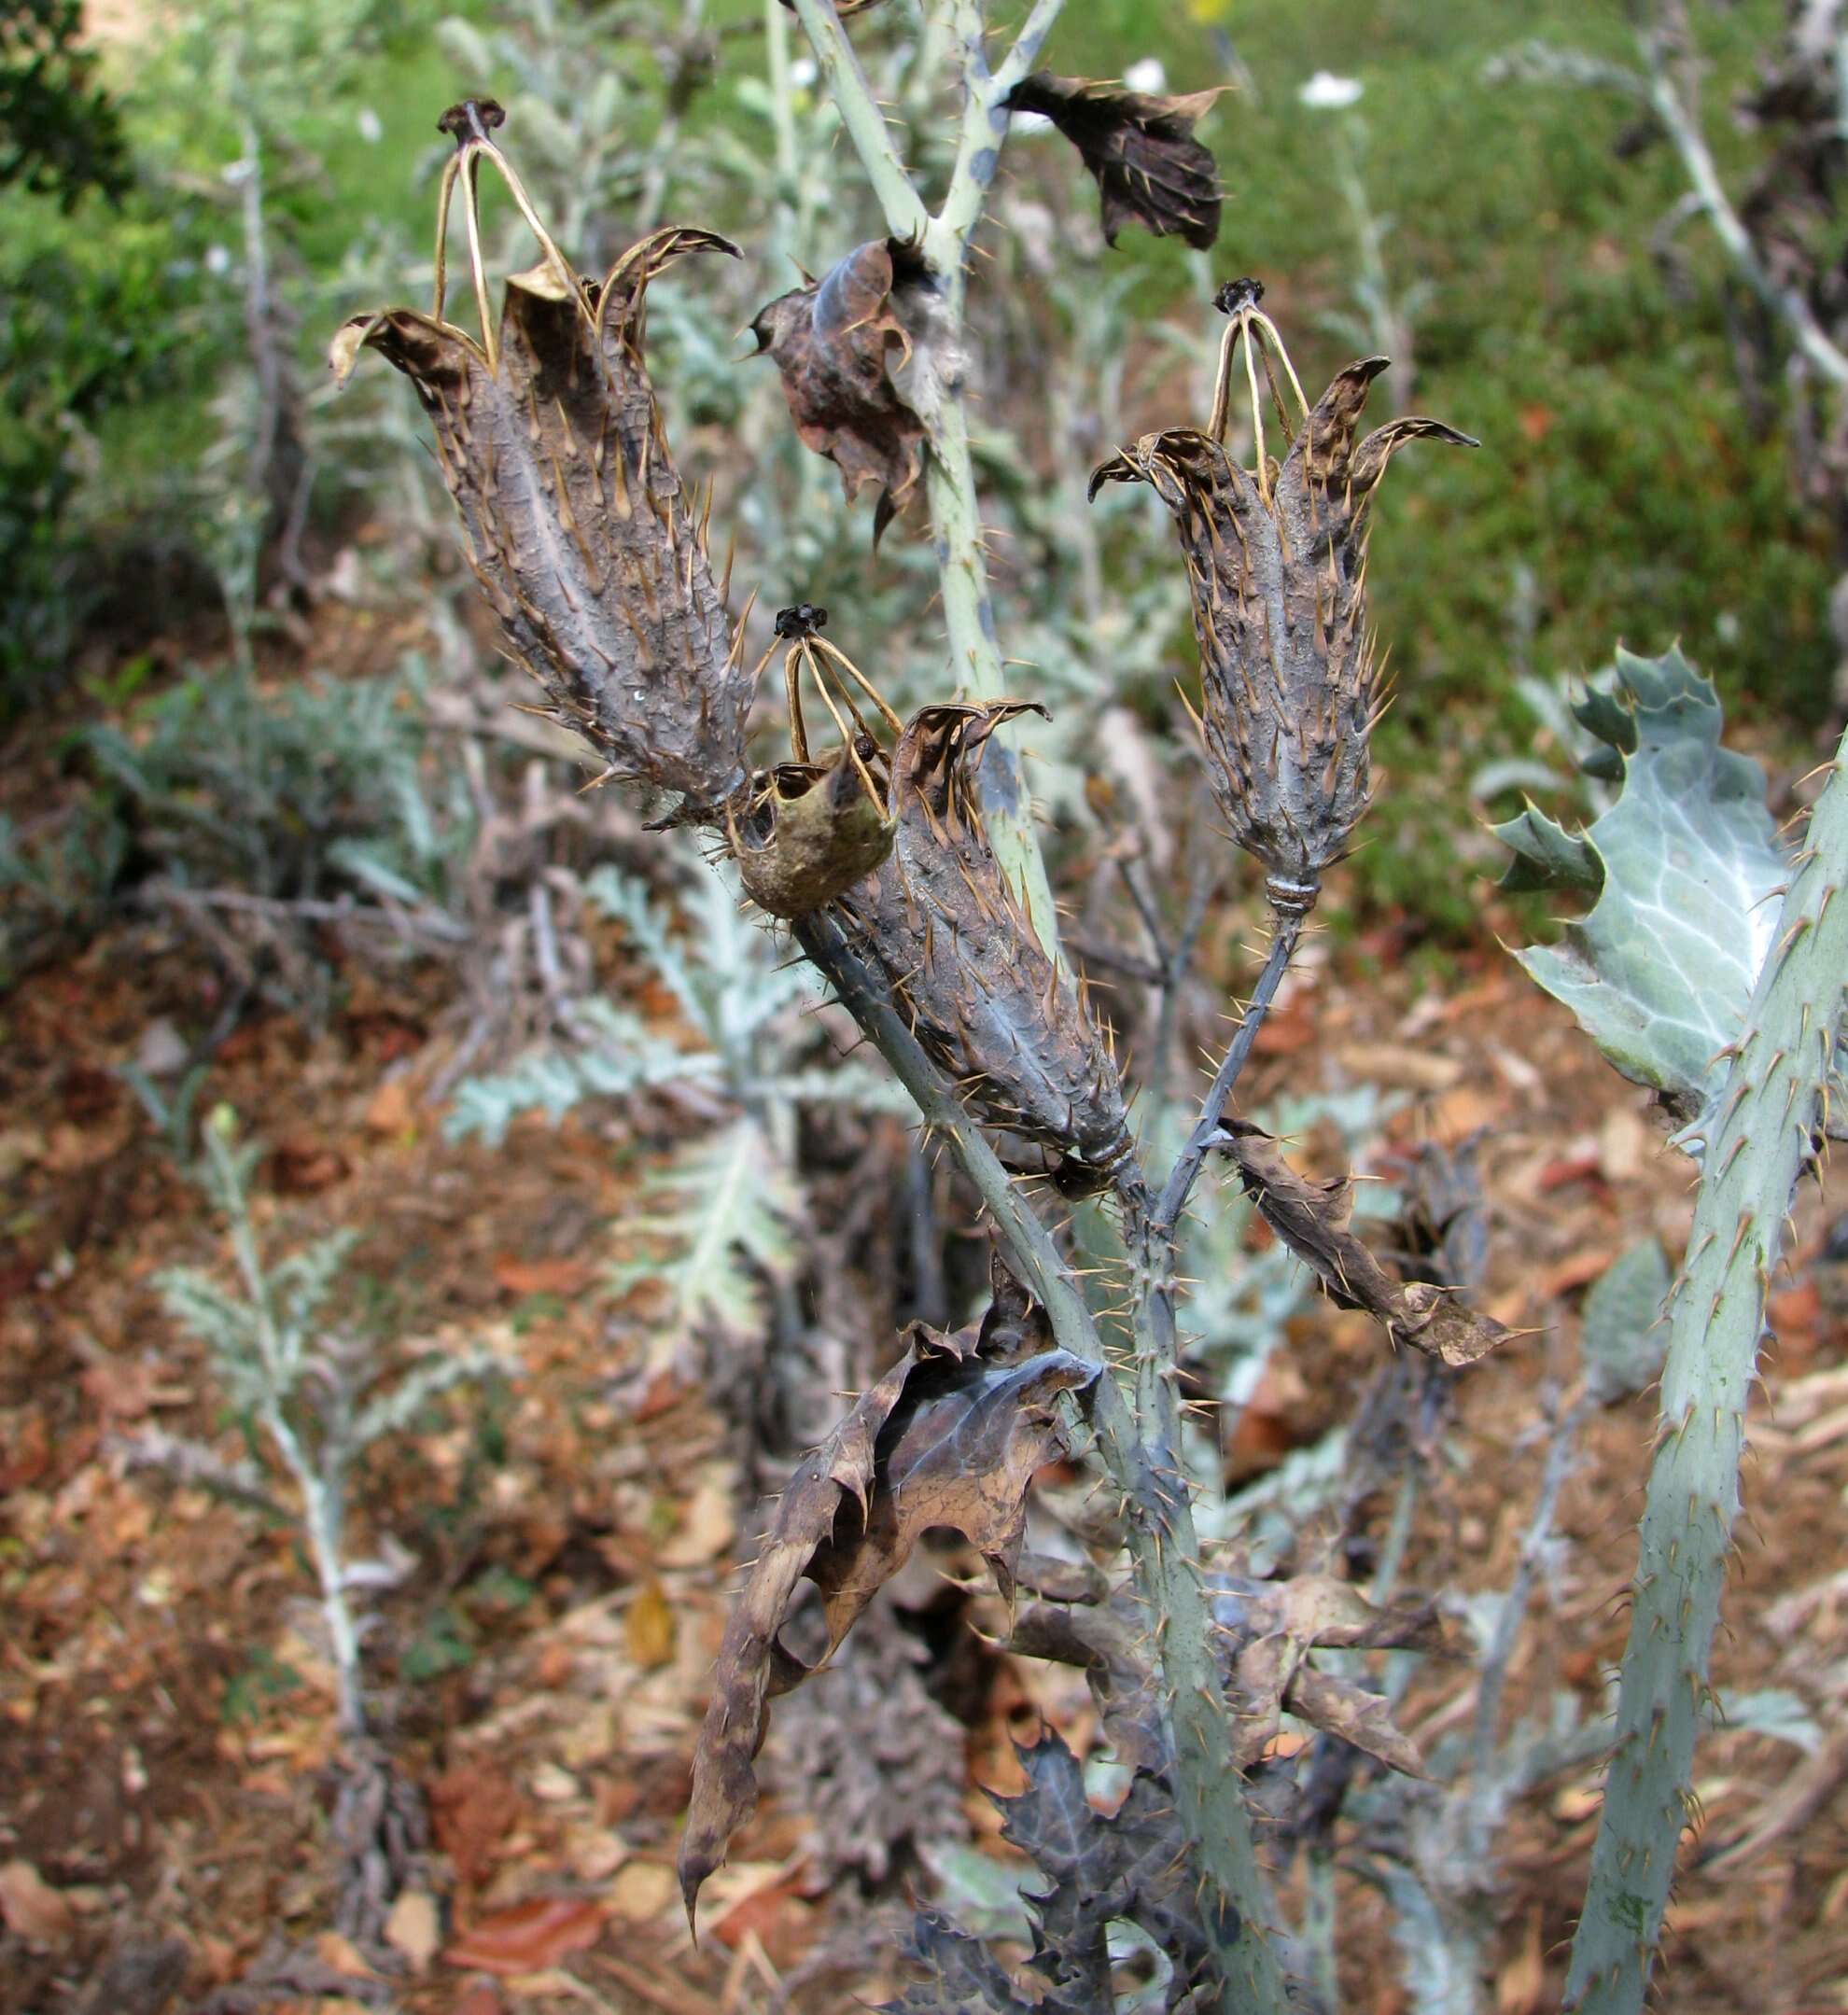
728,609,899,918
329,103,754,820
1090,280,1476,916
828,701,1135,1190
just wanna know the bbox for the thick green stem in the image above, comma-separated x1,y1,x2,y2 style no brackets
1563,723,1848,2013
788,0,1059,950
795,917,1291,2015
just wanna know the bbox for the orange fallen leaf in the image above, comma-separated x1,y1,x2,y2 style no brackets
0,1859,75,1945
442,1896,603,1975
452,1989,501,2015
1535,1246,1617,1302
431,1766,523,1888
365,1077,415,1136
492,1256,596,1299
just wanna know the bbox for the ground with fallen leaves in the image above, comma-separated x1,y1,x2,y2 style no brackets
3,718,1846,2015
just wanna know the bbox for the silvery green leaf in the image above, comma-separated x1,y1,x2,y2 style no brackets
918,1841,1035,1945
1500,646,1798,1126
1494,802,1602,894
1708,1686,1823,1756
1580,1237,1672,1404
434,16,496,79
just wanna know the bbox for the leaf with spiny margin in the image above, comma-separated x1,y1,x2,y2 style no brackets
1494,802,1602,895
883,1909,1036,2014
990,1729,1218,2010
679,1268,1095,1920
1497,645,1798,1126
1579,1237,1672,1406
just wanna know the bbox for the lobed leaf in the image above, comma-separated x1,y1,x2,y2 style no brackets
679,1266,1095,1918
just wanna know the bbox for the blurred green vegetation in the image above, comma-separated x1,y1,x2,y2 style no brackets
0,0,1831,932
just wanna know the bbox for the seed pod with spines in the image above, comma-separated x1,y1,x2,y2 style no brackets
330,109,752,822
828,701,1135,1191
1090,293,1474,917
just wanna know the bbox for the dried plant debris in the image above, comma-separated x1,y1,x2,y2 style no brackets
679,1265,1096,1915
1092,348,1473,912
773,1604,970,1885
751,239,932,539
825,701,1136,1187
777,0,889,14
1212,1574,1447,1776
332,125,752,819
1006,73,1225,248
891,1728,1217,2012
1008,1591,1166,1776
1211,1121,1509,1364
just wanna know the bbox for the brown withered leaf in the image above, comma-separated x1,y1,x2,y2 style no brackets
1006,73,1225,248
679,1265,1096,1917
332,227,753,819
1211,1120,1509,1365
441,1896,604,1976
751,240,930,539
1213,1574,1445,1777
729,751,894,917
1090,361,1474,905
821,702,1135,1186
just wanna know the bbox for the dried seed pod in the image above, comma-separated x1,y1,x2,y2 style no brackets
831,701,1135,1185
1091,311,1474,916
1004,72,1226,249
730,749,894,918
330,122,751,820
727,620,901,918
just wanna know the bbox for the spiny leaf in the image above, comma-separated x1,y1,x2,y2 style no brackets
884,1908,1035,2013
1210,1122,1509,1365
679,1266,1095,1918
1497,644,1847,1131
989,1728,1216,2008
1006,73,1226,248
1579,1237,1671,1405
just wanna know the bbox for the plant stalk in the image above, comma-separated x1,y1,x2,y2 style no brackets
786,0,1059,951
1563,722,1848,2012
795,916,1291,2015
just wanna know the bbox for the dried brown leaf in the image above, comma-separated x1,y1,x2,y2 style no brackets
1211,1121,1509,1364
679,1265,1096,1917
441,1896,604,1975
823,702,1135,1185
751,240,930,538
0,1859,74,1945
333,226,752,818
1006,73,1226,248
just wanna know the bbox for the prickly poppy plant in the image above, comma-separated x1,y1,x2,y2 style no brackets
339,11,1848,2011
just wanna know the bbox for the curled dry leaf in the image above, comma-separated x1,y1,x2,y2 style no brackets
333,221,753,819
730,751,894,918
679,1264,1097,1917
817,702,1136,1187
1005,73,1226,248
1213,1572,1446,1777
751,239,931,540
1092,357,1474,911
1210,1120,1510,1365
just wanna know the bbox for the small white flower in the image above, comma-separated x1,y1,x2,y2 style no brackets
204,243,232,277
789,54,817,88
1124,57,1167,95
357,105,383,144
1299,70,1364,110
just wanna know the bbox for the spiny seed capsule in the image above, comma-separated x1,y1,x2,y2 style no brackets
1091,287,1476,917
330,109,752,822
